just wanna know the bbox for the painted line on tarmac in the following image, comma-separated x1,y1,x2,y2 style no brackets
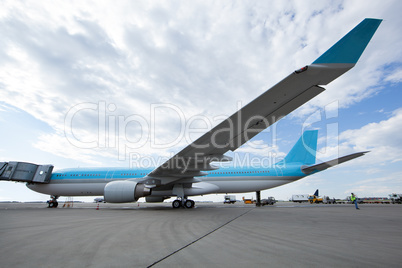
147,208,254,268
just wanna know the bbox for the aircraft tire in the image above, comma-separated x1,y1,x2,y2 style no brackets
184,200,195,208
172,200,181,209
48,201,58,208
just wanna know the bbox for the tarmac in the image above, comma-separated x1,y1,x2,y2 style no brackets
0,202,401,268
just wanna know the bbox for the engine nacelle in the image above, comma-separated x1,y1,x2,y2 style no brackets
104,181,151,203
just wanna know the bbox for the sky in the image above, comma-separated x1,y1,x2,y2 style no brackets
1,0,402,202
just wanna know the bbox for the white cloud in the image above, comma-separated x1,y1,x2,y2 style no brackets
236,139,285,160
343,171,402,196
309,107,402,171
339,108,402,164
385,69,402,83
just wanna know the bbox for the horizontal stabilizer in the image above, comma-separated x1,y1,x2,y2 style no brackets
301,151,369,175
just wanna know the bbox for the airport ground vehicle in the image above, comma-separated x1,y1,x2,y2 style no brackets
308,189,323,204
343,196,390,204
360,197,390,204
94,197,105,203
293,190,334,204
243,197,255,204
291,194,309,203
308,196,323,204
261,197,276,206
389,193,402,204
342,196,357,204
322,196,336,204
224,195,236,204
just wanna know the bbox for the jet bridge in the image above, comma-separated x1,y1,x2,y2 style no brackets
0,162,53,184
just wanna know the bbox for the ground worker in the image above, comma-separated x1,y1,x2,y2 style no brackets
351,193,359,210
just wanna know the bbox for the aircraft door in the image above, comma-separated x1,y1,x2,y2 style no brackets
105,170,115,182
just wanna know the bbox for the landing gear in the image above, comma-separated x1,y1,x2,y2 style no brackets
47,195,59,208
256,191,261,207
184,199,195,208
172,184,195,209
172,199,182,208
172,198,195,209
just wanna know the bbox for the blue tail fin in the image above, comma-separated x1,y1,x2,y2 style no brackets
313,189,319,196
278,130,318,165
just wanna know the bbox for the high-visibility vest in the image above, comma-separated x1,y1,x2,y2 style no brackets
351,195,356,201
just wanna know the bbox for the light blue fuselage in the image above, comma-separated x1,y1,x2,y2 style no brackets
27,164,306,198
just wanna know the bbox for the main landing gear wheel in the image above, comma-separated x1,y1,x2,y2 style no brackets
184,200,195,208
172,199,195,208
172,200,182,208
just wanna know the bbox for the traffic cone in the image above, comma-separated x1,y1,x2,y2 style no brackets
96,203,99,210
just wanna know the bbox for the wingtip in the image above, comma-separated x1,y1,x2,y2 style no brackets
312,18,382,65
364,18,383,22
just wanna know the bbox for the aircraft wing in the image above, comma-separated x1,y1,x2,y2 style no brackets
301,151,369,175
148,18,382,179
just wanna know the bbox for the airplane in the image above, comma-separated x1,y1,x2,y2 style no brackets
0,18,382,208
94,197,105,203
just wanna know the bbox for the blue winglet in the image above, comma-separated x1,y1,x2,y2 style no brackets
313,18,382,64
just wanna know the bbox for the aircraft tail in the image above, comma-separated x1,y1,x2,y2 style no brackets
277,130,318,166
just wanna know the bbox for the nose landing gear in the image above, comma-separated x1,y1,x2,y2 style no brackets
47,195,59,208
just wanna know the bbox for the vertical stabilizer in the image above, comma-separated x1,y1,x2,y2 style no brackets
277,130,318,166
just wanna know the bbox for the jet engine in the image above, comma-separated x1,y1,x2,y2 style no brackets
104,181,151,203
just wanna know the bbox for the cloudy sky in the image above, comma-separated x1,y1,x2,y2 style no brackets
1,0,402,202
